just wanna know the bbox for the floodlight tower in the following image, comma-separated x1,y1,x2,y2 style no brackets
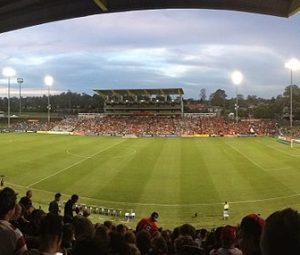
231,70,243,123
17,77,24,117
285,58,300,128
2,67,16,128
44,75,54,127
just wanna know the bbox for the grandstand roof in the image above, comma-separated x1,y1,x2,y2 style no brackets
0,0,299,34
94,88,184,96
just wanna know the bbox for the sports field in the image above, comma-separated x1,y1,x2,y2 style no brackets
1,133,300,228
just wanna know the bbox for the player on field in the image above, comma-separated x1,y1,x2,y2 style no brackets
223,201,229,220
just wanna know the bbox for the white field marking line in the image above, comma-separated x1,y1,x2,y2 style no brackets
112,149,136,159
225,142,267,171
226,142,292,172
26,140,126,188
254,139,300,158
7,181,300,208
264,167,292,172
221,148,289,172
65,150,91,159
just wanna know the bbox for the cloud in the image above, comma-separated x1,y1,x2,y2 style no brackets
0,9,299,99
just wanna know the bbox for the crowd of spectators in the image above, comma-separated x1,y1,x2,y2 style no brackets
73,116,277,137
1,186,300,255
2,115,282,137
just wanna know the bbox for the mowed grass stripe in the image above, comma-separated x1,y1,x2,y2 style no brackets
91,138,165,205
33,138,130,194
224,139,294,198
177,139,221,221
197,138,251,202
180,139,221,203
138,139,182,221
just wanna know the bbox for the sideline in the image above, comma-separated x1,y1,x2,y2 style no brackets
6,181,300,208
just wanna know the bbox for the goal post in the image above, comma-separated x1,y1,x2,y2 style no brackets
291,139,300,148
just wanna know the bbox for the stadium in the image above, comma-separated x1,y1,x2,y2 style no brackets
1,1,300,255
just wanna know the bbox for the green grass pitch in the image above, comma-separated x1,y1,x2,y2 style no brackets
1,133,300,228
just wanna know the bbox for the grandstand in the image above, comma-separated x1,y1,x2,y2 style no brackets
95,88,184,117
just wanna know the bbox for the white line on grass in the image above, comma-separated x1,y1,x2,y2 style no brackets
264,167,292,172
7,181,300,208
257,140,300,158
226,142,293,172
111,149,136,159
225,142,267,171
26,140,126,188
65,150,92,159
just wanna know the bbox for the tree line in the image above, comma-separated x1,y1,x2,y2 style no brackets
187,85,300,120
0,91,104,115
0,85,299,120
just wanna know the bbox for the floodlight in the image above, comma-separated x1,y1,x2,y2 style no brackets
231,70,243,85
2,67,16,128
44,75,54,86
285,58,300,71
285,58,300,128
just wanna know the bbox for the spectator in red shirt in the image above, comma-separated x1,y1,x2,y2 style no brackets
136,212,159,236
0,187,28,255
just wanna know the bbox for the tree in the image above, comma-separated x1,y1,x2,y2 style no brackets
209,89,227,107
199,88,207,102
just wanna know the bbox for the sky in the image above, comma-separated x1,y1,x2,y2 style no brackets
0,9,300,99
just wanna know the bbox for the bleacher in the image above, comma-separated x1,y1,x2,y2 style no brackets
95,88,184,117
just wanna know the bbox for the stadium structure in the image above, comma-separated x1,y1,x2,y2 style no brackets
95,88,184,116
1,1,300,253
0,0,299,33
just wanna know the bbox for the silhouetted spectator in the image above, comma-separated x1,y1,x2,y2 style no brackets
239,214,265,255
49,192,61,215
261,208,300,255
0,187,28,255
30,213,63,255
64,194,79,222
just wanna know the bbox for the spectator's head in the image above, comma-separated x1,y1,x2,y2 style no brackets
239,214,265,255
71,194,79,203
221,225,237,249
261,208,300,255
124,230,136,244
116,223,127,236
136,230,152,254
104,220,115,232
109,230,124,254
26,190,32,198
55,193,61,201
73,216,94,241
179,224,196,239
174,235,197,254
152,236,168,255
151,212,159,222
94,224,110,253
39,213,64,253
0,187,17,220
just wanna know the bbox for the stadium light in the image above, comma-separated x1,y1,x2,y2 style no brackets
17,78,24,117
2,67,16,128
231,71,243,123
285,58,300,128
44,75,54,127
